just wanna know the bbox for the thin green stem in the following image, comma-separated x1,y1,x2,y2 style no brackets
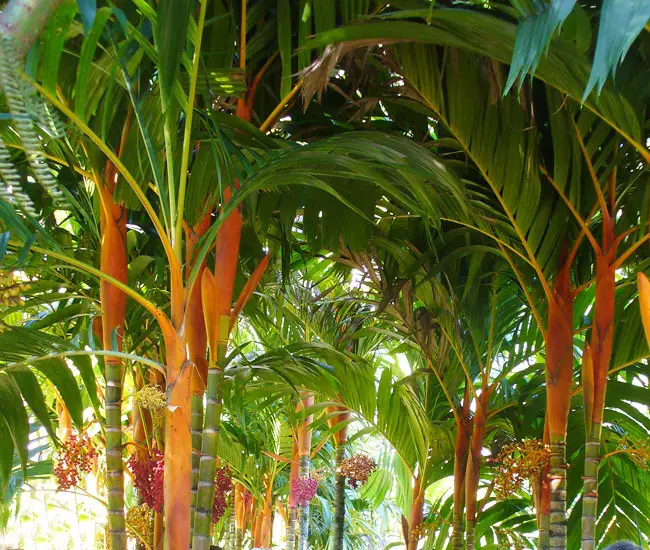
540,166,600,254
175,0,209,259
161,93,177,252
8,349,166,377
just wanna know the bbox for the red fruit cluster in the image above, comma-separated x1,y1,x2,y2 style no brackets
128,449,164,513
338,453,376,489
54,434,96,490
212,466,232,523
290,476,318,506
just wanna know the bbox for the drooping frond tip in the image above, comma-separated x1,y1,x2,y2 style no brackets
582,0,650,100
504,0,577,96
505,0,650,101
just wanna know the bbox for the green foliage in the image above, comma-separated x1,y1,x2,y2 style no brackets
0,0,648,547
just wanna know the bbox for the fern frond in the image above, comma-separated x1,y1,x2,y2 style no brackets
0,38,67,212
0,136,37,216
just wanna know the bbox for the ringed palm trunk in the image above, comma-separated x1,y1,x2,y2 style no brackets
286,437,299,550
582,201,617,550
464,391,488,550
184,213,211,531
296,393,314,550
545,257,574,550
192,187,242,550
331,445,346,549
326,403,349,550
452,385,471,550
534,417,551,550
99,153,129,550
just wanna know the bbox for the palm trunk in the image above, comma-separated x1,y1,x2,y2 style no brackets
252,510,261,546
193,3,252,535
536,419,551,550
185,214,211,534
332,445,346,550
582,201,617,550
225,490,235,549
297,454,311,550
132,371,150,550
105,356,126,550
582,436,600,550
162,325,192,550
99,148,129,550
327,403,349,550
190,393,204,531
464,392,488,550
452,385,471,550
539,511,550,550
286,506,297,550
406,477,425,550
235,528,244,550
193,353,226,547
295,393,314,550
549,438,567,549
545,256,574,550
153,511,163,550
286,437,299,550
193,189,242,550
235,485,252,550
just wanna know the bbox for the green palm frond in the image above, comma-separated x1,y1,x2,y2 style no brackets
505,0,578,94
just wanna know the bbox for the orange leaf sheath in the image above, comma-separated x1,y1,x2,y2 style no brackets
545,259,574,440
638,273,650,347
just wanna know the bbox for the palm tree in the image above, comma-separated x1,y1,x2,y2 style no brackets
302,5,650,546
2,2,649,549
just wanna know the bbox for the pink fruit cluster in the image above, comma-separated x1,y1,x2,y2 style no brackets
212,466,232,523
128,449,164,513
290,476,318,506
54,434,96,490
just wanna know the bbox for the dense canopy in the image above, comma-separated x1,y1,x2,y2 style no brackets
0,1,649,549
